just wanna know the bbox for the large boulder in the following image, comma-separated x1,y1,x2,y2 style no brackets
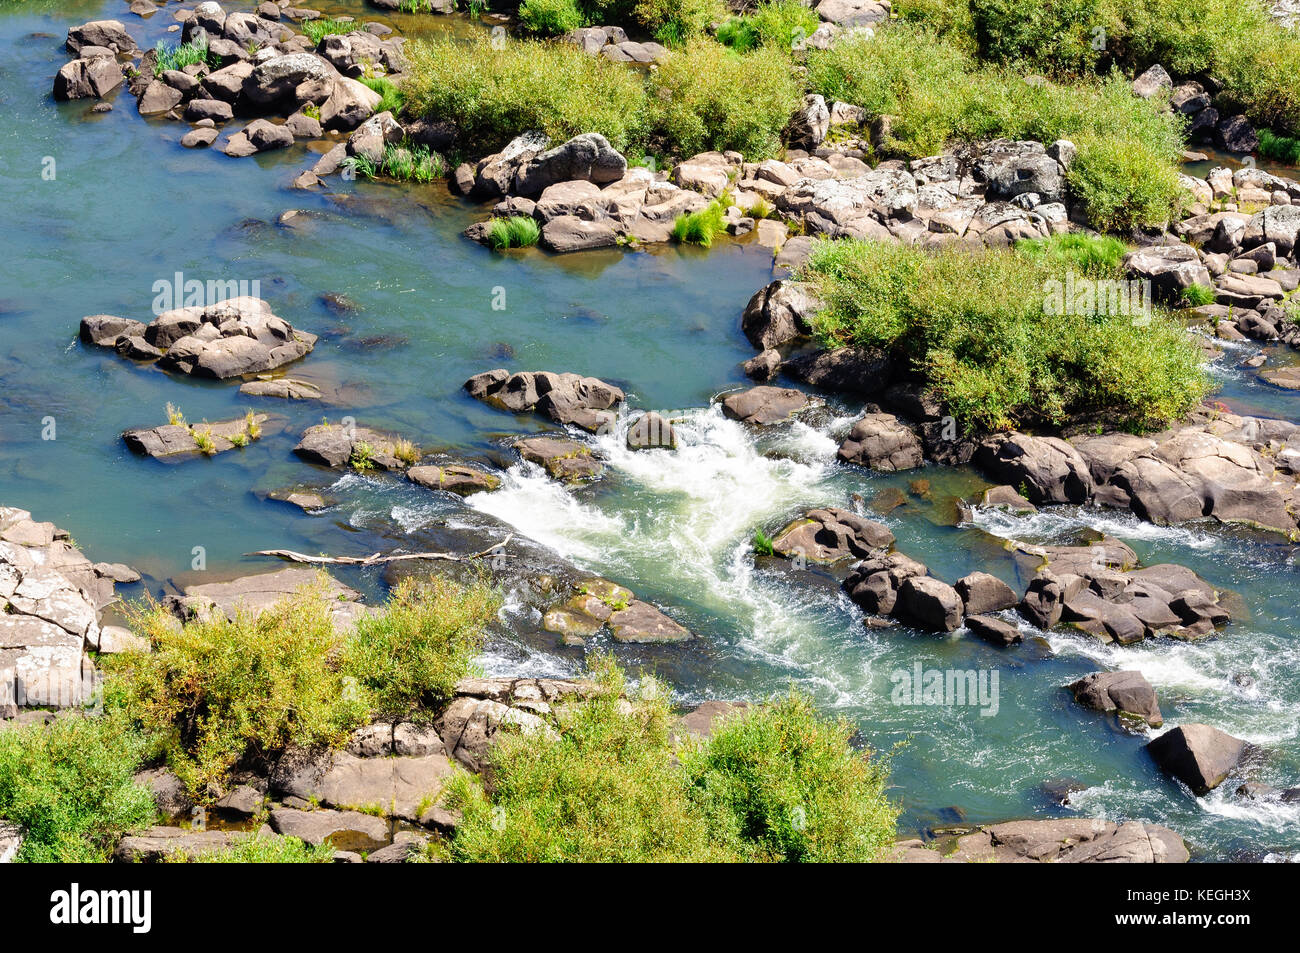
895,576,965,632
513,133,627,198
242,52,336,108
1146,724,1247,795
720,386,810,425
1123,244,1212,300
954,571,1018,616
769,507,894,563
782,346,894,395
320,77,381,131
977,140,1066,204
465,370,624,433
53,55,124,100
1241,205,1300,257
741,280,819,350
784,93,830,150
837,413,924,470
1069,671,1163,728
66,19,137,55
975,432,1094,504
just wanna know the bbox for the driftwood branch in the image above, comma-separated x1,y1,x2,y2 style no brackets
248,535,513,566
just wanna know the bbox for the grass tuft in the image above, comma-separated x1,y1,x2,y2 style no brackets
487,215,542,250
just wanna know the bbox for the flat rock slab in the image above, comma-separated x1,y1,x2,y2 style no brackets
274,749,456,821
514,436,603,482
407,464,500,495
294,424,413,471
123,415,268,458
896,818,1189,863
184,567,360,619
608,600,693,643
239,377,323,399
269,808,390,851
114,826,253,862
720,386,810,425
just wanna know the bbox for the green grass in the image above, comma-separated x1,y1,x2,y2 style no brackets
1180,283,1217,307
635,0,724,45
1016,232,1128,275
0,712,155,862
154,39,217,73
106,573,498,796
301,17,354,46
800,238,1209,433
445,657,898,862
379,143,445,183
1258,129,1300,166
487,215,542,250
752,528,775,556
360,76,404,116
671,200,727,247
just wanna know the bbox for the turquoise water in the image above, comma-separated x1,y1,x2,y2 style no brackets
2,1,1298,860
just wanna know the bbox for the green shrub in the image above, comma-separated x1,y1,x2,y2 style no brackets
1180,283,1216,307
518,0,586,35
446,658,740,862
0,713,155,862
340,576,498,721
965,0,1120,76
107,578,372,795
486,215,542,249
717,0,818,53
403,36,649,154
800,238,1208,432
1068,134,1183,232
671,199,726,246
648,40,801,159
635,0,726,45
446,657,898,862
681,691,898,862
301,17,353,45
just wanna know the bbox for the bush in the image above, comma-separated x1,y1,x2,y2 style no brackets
717,0,819,53
966,0,1119,76
446,657,898,862
403,36,649,154
108,578,371,795
486,215,542,249
0,713,155,862
340,575,498,721
636,0,726,45
800,238,1208,432
1015,231,1128,274
518,0,586,35
446,658,739,862
648,40,801,159
109,574,499,794
681,691,898,862
1258,128,1300,165
1067,134,1184,232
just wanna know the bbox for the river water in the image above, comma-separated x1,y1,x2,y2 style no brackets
1,0,1298,860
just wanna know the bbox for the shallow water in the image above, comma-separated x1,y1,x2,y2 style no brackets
2,1,1299,860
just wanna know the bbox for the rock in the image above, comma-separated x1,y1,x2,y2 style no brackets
977,140,1066,203
514,436,602,482
472,130,551,198
1069,671,1163,728
268,808,389,850
980,484,1036,514
53,56,124,100
1146,723,1247,794
215,784,266,816
677,701,747,740
79,314,146,347
239,377,322,399
184,98,233,122
770,507,894,563
466,369,624,432
672,151,736,198
273,747,455,822
1123,243,1212,300
66,19,138,55
1219,114,1258,154
608,601,693,643
134,767,194,819
966,614,1023,647
741,280,819,350
626,412,677,450
514,133,627,197
720,386,809,425
742,349,782,381
1241,205,1300,257
785,93,830,150
242,52,336,109
782,346,893,395
1020,574,1065,629
407,464,500,495
438,696,557,773
242,118,294,152
320,76,380,131
137,79,184,115
181,127,219,148
294,423,413,471
896,576,965,632
200,60,254,102
1132,64,1172,99
0,822,20,863
837,413,924,470
923,818,1190,863
183,567,360,622
123,415,267,459
974,432,1094,504
114,826,253,862
540,215,619,253
955,572,1018,615
98,625,147,653
815,0,889,27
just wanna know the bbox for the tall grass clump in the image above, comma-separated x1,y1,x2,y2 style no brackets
1258,129,1300,166
360,75,405,116
1015,231,1128,274
487,215,542,250
800,238,1208,432
154,38,216,73
445,657,898,862
403,36,649,154
671,199,727,247
648,39,801,159
301,17,354,45
0,712,155,862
